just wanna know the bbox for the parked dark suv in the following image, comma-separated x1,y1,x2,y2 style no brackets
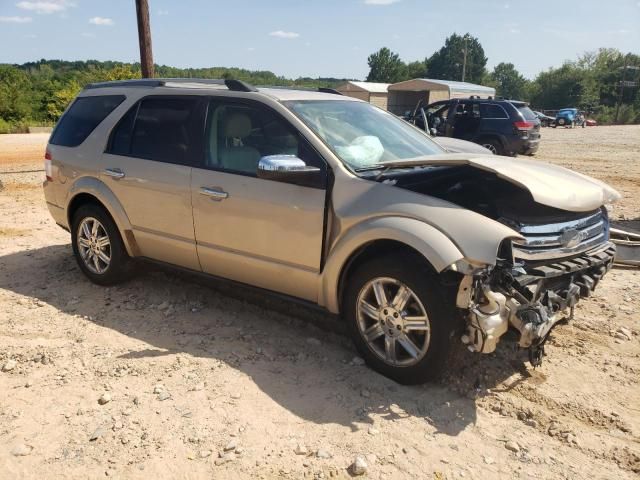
407,97,541,156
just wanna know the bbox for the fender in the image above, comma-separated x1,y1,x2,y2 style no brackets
65,176,140,257
318,216,465,314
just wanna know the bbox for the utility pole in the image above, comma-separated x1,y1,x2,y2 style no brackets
615,56,628,124
461,35,468,82
615,57,640,124
135,0,154,78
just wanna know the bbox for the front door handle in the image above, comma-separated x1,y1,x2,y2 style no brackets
200,186,229,201
104,168,125,179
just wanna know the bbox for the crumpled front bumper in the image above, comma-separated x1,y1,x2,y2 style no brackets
459,242,615,364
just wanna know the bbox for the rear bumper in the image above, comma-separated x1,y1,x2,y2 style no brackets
43,180,68,230
508,137,540,155
46,202,68,229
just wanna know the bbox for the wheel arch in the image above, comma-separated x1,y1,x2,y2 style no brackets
319,216,464,314
66,177,139,257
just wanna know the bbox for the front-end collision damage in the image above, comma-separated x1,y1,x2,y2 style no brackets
454,240,616,366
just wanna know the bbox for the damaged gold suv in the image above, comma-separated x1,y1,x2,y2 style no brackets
43,79,619,384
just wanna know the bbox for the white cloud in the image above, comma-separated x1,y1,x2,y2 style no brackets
157,9,169,15
81,32,96,38
24,33,37,38
247,47,256,51
89,16,114,26
16,1,74,15
364,0,401,5
269,30,299,39
0,15,32,23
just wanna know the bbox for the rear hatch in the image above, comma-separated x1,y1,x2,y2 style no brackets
510,101,541,140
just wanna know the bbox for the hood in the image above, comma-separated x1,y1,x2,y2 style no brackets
433,136,494,155
378,154,621,212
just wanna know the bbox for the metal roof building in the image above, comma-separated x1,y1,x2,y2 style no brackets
388,78,496,115
335,81,391,110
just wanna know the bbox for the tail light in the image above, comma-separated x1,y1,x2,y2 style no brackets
513,121,534,131
44,150,53,181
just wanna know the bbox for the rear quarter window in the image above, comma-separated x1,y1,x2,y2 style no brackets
516,106,537,121
50,95,125,147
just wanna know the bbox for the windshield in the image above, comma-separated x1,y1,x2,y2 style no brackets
284,100,445,170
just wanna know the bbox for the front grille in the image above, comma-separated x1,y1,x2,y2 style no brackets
511,210,608,261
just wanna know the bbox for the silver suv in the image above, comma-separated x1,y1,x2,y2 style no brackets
43,79,619,384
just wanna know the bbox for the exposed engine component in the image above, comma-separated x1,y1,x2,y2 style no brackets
457,243,615,365
461,285,509,354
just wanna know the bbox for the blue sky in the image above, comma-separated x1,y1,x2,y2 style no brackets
1,0,639,80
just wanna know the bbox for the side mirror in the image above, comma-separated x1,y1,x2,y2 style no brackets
430,128,438,137
257,155,323,188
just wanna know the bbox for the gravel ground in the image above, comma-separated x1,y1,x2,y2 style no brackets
1,126,639,479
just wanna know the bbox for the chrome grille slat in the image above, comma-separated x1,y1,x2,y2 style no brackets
514,220,605,248
511,210,608,261
517,212,601,234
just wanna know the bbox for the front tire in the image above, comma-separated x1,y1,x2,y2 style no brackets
343,254,457,384
71,204,132,285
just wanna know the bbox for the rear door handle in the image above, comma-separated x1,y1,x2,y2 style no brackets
200,186,228,200
104,168,125,179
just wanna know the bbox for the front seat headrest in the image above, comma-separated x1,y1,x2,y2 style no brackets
224,113,252,139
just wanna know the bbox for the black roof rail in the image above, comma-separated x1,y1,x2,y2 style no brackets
224,79,258,92
318,87,343,95
84,78,258,92
85,79,167,89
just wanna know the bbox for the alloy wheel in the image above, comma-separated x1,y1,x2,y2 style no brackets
482,143,498,154
77,217,111,274
356,277,431,367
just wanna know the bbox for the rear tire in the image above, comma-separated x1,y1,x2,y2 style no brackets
71,204,132,286
479,138,504,156
343,253,457,384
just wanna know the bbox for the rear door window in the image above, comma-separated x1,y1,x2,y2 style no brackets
50,95,125,147
107,96,203,165
479,103,509,119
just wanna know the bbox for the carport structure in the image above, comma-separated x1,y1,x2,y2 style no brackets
387,78,496,115
335,81,390,110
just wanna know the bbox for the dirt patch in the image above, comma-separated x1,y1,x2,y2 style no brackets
0,133,48,167
0,127,639,479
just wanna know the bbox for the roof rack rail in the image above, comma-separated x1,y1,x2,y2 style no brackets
318,87,342,95
224,79,258,92
84,78,258,92
85,79,168,89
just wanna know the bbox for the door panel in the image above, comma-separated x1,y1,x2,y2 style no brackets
100,154,199,270
191,98,328,301
99,95,205,270
191,169,325,301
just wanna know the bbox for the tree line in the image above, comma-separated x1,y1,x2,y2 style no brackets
366,33,640,124
1,33,639,132
0,60,349,133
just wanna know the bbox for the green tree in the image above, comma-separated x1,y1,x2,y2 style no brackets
366,47,407,83
490,62,528,100
44,80,81,120
405,60,427,79
426,33,487,84
0,66,31,122
104,64,141,81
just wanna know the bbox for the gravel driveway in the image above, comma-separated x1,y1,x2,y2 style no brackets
1,126,638,479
